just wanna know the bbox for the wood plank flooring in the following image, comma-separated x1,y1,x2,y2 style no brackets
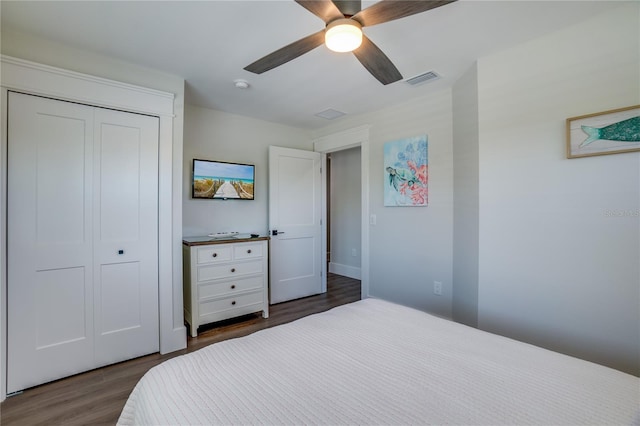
1,273,361,426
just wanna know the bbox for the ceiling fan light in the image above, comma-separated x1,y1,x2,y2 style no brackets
325,19,362,53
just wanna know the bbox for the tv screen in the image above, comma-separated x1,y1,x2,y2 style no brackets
192,159,255,200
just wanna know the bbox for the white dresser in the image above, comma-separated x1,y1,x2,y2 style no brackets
182,236,269,337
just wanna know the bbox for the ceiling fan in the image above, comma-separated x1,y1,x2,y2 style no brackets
244,0,457,85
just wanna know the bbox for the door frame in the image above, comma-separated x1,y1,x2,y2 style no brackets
314,125,370,299
0,55,186,401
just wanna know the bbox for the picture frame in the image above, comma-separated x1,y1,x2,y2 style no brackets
566,105,640,159
383,135,428,207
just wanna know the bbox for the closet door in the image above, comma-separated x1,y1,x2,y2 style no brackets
7,93,96,393
93,108,159,366
7,93,160,393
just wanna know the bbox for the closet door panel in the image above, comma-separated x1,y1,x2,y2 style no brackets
98,122,141,241
93,109,159,366
34,267,87,348
7,92,95,393
99,262,141,332
8,93,161,393
35,113,87,245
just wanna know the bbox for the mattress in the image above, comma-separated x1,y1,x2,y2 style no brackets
118,298,639,425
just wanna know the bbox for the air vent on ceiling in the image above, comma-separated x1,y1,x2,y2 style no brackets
405,71,441,86
315,108,346,120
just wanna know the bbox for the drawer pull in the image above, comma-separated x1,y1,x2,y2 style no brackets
212,253,218,258
231,300,236,305
247,249,252,254
231,284,236,289
231,268,236,273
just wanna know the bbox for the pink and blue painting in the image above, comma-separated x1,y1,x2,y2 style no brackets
384,135,428,207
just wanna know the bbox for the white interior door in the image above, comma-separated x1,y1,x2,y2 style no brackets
8,93,96,393
269,146,323,304
7,92,159,393
92,108,159,367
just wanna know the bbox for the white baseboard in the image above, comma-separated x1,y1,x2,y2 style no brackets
328,262,361,280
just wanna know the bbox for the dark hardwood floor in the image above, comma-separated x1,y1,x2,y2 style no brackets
0,273,361,426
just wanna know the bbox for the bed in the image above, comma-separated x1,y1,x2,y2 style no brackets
118,298,639,425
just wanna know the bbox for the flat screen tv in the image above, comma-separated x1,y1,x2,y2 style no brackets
192,159,255,200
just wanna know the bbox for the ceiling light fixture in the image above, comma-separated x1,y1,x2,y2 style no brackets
325,19,362,53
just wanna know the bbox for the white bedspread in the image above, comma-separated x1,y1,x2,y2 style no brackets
118,298,639,425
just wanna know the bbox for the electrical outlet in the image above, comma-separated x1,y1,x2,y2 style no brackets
433,281,442,296
351,248,357,257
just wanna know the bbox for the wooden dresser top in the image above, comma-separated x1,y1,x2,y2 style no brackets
182,235,270,246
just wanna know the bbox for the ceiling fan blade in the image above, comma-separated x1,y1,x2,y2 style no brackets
295,0,344,23
352,0,457,27
244,30,326,74
352,35,402,85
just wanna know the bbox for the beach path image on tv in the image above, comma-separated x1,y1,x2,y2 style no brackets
215,181,240,198
192,159,255,199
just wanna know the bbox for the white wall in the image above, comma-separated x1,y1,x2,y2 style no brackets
315,90,454,318
183,104,312,237
476,3,640,375
329,147,362,279
1,29,185,119
452,63,480,327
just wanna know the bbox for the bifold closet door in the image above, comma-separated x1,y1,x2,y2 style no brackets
7,92,159,393
92,107,159,367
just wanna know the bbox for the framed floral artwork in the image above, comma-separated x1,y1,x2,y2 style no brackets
566,105,640,158
383,135,428,206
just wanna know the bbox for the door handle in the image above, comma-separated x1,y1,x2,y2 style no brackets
271,230,286,236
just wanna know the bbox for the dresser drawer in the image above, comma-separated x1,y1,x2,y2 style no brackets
233,242,264,260
199,290,263,317
197,245,232,264
197,259,263,282
198,275,264,300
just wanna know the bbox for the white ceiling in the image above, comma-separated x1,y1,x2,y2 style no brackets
1,1,622,129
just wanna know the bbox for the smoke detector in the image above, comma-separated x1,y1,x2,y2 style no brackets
234,79,250,89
